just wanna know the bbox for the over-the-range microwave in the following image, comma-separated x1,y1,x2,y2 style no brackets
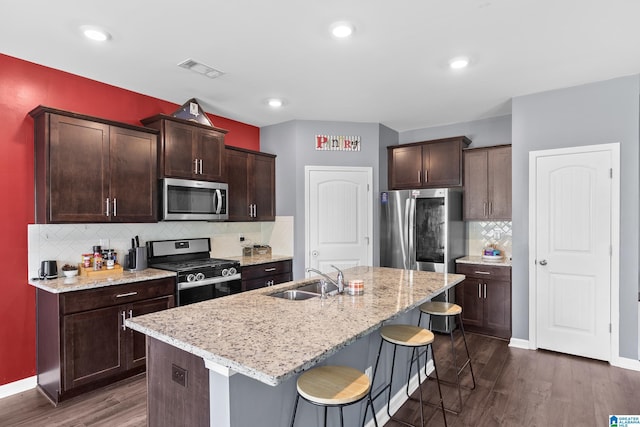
161,177,228,221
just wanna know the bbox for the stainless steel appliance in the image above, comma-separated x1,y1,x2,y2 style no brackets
380,188,465,332
161,178,228,221
147,238,241,306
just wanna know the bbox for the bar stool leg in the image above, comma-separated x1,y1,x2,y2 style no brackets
458,313,477,390
290,394,300,427
431,344,448,427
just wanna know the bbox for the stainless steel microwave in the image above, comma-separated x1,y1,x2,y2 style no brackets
161,178,228,221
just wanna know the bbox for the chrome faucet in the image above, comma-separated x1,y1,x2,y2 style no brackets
306,266,344,293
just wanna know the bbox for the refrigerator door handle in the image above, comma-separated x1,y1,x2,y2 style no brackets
408,196,416,269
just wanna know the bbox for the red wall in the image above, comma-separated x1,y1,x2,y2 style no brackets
0,53,260,386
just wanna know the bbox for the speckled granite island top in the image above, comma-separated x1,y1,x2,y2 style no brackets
28,268,176,293
125,266,464,386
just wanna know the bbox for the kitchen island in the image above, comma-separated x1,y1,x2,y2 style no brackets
125,266,465,426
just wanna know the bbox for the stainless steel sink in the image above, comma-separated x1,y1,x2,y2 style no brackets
269,290,319,300
295,280,339,296
269,280,339,300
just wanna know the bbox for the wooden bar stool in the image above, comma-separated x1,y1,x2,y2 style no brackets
418,301,476,414
290,365,378,427
365,324,447,427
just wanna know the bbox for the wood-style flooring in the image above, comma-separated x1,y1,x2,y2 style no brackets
1,333,639,426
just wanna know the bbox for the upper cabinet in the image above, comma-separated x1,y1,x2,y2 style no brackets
225,147,276,221
388,136,470,189
141,114,227,182
463,145,512,220
31,106,158,224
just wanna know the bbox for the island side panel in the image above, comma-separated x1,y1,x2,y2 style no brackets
147,337,209,427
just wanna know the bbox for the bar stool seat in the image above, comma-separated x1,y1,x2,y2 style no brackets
365,324,447,427
418,301,476,415
291,365,378,427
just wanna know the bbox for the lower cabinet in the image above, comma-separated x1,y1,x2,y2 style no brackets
455,263,511,339
241,260,292,291
37,277,175,404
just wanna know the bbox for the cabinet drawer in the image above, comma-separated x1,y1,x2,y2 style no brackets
243,273,292,292
241,260,292,280
456,263,511,281
61,277,175,314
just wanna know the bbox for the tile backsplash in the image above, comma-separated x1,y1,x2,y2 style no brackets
466,221,512,259
28,216,294,278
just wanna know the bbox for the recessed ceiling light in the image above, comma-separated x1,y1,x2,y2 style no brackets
80,25,111,42
330,22,355,38
449,57,470,69
267,98,283,108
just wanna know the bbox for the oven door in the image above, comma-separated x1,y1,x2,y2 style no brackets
162,178,228,221
177,278,241,306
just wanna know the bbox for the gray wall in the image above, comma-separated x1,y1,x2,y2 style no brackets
512,75,640,359
261,120,397,278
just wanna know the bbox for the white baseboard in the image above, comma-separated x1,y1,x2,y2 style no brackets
364,360,435,427
508,338,530,350
0,376,36,399
611,356,640,371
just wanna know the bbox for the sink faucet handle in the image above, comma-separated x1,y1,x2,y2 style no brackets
330,264,344,292
320,279,328,299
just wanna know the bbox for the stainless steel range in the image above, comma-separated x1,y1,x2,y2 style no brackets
147,237,241,306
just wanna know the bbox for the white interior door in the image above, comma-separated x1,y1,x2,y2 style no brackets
305,166,372,275
533,148,612,361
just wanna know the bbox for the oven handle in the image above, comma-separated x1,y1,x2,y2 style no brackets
178,273,241,290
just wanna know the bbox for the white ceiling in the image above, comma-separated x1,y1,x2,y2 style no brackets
3,1,640,132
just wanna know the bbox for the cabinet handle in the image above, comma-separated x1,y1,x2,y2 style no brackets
425,169,428,182
483,202,487,217
199,159,203,175
248,204,253,217
128,309,133,318
116,291,138,298
105,198,110,217
417,170,421,182
474,271,490,275
194,158,199,174
113,198,117,217
478,283,482,298
121,311,127,331
484,283,487,299
264,267,276,272
489,202,492,216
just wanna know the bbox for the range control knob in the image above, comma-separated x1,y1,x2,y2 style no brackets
228,267,237,276
195,272,205,281
222,268,229,277
187,273,196,282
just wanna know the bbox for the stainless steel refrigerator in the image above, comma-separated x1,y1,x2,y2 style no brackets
380,188,465,332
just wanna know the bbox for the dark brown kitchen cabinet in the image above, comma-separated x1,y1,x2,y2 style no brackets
36,277,175,404
141,114,227,182
30,106,158,224
388,136,470,190
226,147,276,221
455,263,511,340
241,259,292,291
463,145,512,220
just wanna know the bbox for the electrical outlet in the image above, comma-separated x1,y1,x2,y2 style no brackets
239,234,245,242
171,364,187,387
365,366,373,379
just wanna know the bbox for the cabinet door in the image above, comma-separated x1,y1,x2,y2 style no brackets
197,129,225,181
484,279,511,339
163,120,197,179
109,126,158,222
487,146,512,220
252,153,276,220
388,145,423,189
463,149,489,220
457,278,484,329
226,148,251,221
48,114,110,222
62,305,125,391
129,295,175,369
424,140,462,187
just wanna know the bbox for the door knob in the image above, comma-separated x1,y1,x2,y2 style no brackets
539,259,547,266
312,250,319,257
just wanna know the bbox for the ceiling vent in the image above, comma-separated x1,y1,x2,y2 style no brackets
178,59,225,79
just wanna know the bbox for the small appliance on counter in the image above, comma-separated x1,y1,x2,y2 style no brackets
39,260,58,279
242,245,272,257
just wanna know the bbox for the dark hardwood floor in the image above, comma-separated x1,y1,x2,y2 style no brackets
1,333,638,426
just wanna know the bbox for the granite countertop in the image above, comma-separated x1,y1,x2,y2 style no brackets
28,268,176,293
225,254,293,267
456,255,512,267
125,266,465,387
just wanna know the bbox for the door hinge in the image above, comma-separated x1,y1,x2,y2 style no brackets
367,184,370,191
609,168,613,178
609,323,612,333
610,245,612,256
